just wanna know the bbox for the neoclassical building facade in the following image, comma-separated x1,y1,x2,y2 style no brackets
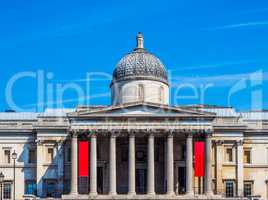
0,33,267,200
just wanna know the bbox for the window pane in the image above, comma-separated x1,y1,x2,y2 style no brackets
225,181,234,197
48,148,54,163
25,181,37,195
244,150,251,164
4,150,10,164
28,149,36,164
138,84,144,101
226,148,233,162
46,182,56,197
244,183,252,197
3,183,11,199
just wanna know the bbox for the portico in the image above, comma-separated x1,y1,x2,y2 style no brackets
63,103,215,199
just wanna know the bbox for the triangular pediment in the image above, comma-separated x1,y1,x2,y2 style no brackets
70,102,215,118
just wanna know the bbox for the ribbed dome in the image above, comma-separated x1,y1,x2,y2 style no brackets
111,33,168,86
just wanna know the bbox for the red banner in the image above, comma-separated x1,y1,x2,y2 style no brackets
78,141,89,177
194,141,204,177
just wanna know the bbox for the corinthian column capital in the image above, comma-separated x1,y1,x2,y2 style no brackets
236,140,243,146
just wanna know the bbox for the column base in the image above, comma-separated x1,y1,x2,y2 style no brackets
128,192,136,196
166,191,175,196
108,192,117,196
205,191,214,196
89,192,98,196
62,193,80,199
68,192,78,195
146,192,156,196
197,194,223,199
185,191,194,196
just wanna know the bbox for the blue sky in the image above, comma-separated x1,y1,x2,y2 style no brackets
0,0,268,112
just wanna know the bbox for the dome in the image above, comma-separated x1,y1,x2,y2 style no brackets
111,33,168,86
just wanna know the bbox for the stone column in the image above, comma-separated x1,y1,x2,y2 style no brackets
90,134,97,195
166,133,174,195
164,139,167,192
186,133,194,195
215,140,223,195
36,140,44,197
204,134,213,195
147,134,155,195
128,134,136,195
70,134,78,195
109,134,117,195
236,140,244,197
57,141,64,195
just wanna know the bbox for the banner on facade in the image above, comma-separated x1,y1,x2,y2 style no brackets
79,141,89,176
78,141,89,194
194,141,204,177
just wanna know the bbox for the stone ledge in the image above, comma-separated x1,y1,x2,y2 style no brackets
61,194,247,200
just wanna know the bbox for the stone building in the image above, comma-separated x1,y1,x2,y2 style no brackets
0,33,267,200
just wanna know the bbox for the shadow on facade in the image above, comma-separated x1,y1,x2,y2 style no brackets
28,138,69,198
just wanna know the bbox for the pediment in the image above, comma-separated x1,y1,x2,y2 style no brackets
71,102,215,118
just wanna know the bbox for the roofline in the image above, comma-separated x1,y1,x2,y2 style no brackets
68,101,216,119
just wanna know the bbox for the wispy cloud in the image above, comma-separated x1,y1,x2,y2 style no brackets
170,59,268,72
22,93,110,108
170,71,268,87
204,21,268,31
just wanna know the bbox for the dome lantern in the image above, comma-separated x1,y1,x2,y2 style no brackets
136,32,144,49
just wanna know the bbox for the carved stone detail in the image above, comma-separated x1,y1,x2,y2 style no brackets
236,140,243,146
215,140,224,146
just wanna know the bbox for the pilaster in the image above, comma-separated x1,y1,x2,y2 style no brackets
236,140,244,197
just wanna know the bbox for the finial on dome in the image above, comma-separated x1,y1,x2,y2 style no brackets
136,32,144,49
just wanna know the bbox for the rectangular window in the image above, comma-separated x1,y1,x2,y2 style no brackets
225,181,234,197
47,148,54,163
244,149,251,164
121,146,128,162
25,180,37,195
67,147,71,163
267,148,268,163
97,144,100,160
46,181,56,197
63,179,70,194
226,148,233,162
212,180,216,194
28,149,36,164
181,145,186,160
4,150,10,164
154,143,159,162
244,182,252,197
3,182,11,199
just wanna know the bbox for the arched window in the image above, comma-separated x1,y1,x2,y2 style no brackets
138,84,144,102
159,86,164,103
121,85,137,104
